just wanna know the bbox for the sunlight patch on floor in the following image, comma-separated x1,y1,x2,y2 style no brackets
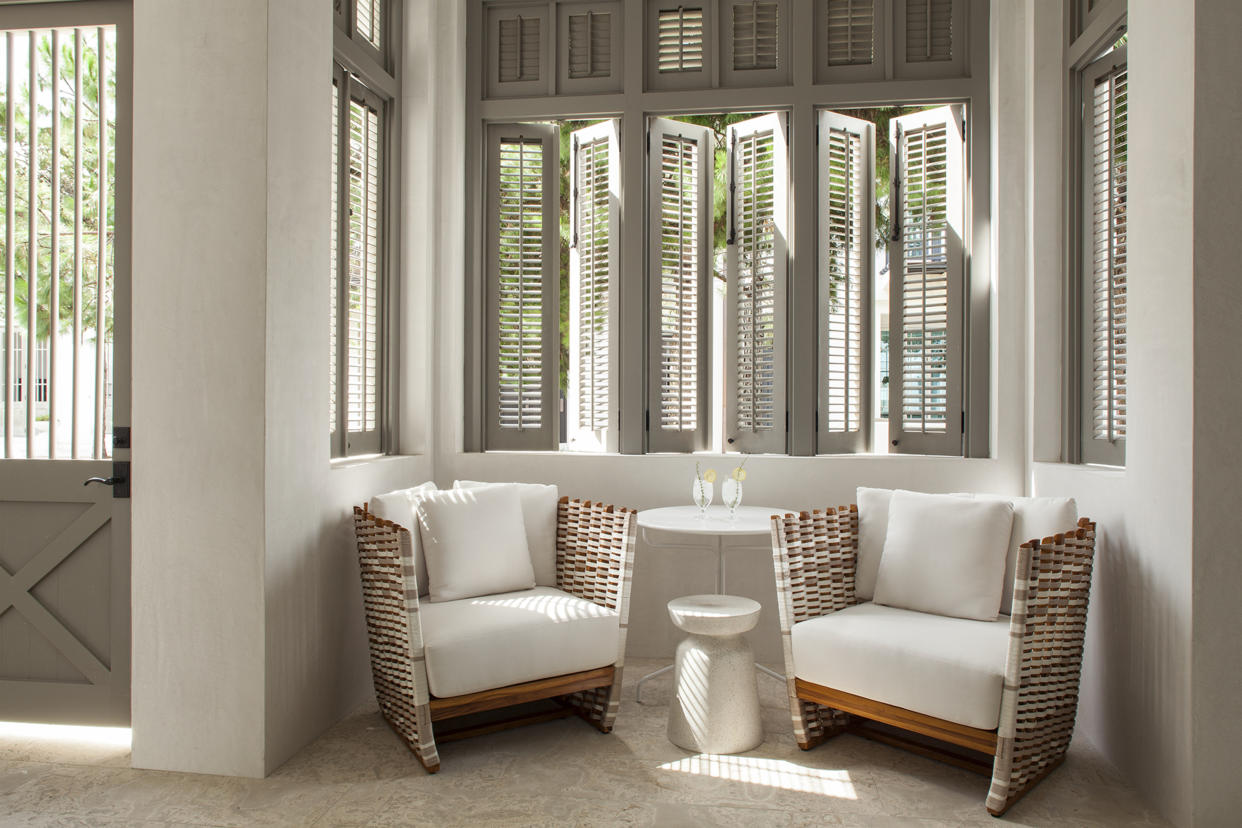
0,721,131,748
658,754,857,799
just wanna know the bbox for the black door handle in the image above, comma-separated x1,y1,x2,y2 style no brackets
83,461,130,499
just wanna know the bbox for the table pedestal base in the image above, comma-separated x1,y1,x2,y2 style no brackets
667,632,763,754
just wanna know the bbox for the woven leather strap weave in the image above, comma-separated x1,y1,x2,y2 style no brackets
771,507,859,747
987,519,1096,814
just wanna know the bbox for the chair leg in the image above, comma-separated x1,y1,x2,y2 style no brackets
986,754,1065,816
380,700,441,774
560,675,622,734
790,695,849,750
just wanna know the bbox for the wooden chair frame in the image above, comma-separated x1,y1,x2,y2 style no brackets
770,506,1096,816
353,496,636,773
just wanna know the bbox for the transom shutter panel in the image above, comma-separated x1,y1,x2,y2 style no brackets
486,123,559,451
824,0,875,67
568,120,620,452
487,5,549,99
647,118,714,453
888,105,965,456
730,2,779,71
656,5,705,73
343,86,384,455
726,113,788,454
568,11,612,79
498,15,542,83
818,111,874,454
904,0,953,63
1081,51,1126,465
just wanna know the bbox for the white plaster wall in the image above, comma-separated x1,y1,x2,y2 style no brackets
1029,0,1198,822
1190,2,1242,822
132,0,436,777
260,0,436,774
130,0,270,778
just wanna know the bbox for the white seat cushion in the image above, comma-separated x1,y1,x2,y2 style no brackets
791,602,1010,730
420,586,620,698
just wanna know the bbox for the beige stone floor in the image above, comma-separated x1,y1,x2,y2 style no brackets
0,659,1169,827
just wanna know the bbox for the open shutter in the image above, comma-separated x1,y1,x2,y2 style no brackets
647,118,714,453
818,111,874,454
1081,50,1126,465
726,113,788,454
486,123,559,451
888,105,964,456
568,120,620,452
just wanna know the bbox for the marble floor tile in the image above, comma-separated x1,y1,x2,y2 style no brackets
0,660,1170,827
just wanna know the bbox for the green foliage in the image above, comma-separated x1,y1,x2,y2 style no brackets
0,30,116,344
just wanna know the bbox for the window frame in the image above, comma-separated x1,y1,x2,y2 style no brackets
1064,0,1126,466
464,0,990,457
331,0,400,459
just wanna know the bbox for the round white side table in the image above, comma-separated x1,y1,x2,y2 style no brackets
666,594,764,754
636,505,788,704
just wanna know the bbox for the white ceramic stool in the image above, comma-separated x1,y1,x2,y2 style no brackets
666,594,763,754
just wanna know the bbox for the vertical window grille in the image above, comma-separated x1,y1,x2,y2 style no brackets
1,26,116,460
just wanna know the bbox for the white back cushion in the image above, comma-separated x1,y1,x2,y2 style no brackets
454,480,560,586
370,481,437,596
873,491,1014,621
417,486,536,602
855,487,893,600
954,493,1078,614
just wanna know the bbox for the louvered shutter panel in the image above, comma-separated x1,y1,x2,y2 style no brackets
657,5,705,72
568,121,620,452
647,118,714,453
894,0,965,79
345,91,384,454
888,106,965,456
730,2,779,71
904,0,953,62
488,6,549,98
486,123,559,451
824,0,875,67
726,113,788,454
647,2,711,90
330,73,342,452
818,111,874,453
568,11,611,78
1081,51,1126,465
352,0,383,54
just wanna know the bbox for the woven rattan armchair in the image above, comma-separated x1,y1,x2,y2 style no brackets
770,506,1096,816
352,496,636,773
